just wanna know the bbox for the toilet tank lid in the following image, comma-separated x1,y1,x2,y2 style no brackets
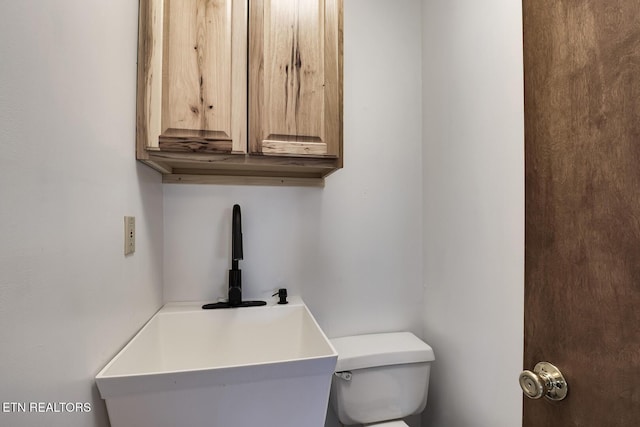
331,332,435,372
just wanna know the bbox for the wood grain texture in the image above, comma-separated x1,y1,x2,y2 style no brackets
261,140,326,156
141,149,340,185
324,0,343,166
523,0,640,425
162,0,246,152
163,174,325,187
137,0,343,182
136,0,164,157
249,0,343,158
146,150,339,170
158,137,232,153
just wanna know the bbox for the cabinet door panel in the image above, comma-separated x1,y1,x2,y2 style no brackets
250,0,342,158
137,0,246,155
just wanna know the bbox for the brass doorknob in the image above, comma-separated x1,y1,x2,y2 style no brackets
519,362,568,401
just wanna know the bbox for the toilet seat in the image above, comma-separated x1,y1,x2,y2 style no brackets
364,421,408,427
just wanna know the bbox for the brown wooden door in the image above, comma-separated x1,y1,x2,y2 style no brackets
523,0,640,426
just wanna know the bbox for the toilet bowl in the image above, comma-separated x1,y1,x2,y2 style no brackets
329,332,435,426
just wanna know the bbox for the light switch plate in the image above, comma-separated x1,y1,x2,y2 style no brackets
124,216,135,255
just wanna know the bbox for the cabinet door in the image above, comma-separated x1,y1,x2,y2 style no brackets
249,0,342,159
137,0,247,156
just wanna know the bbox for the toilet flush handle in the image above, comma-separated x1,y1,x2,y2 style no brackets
334,371,352,381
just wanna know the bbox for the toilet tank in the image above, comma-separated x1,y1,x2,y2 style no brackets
329,332,435,426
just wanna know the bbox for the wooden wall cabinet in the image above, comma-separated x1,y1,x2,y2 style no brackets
137,0,343,186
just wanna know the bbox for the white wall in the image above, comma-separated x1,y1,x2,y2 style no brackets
165,0,423,338
0,2,164,427
163,0,423,424
421,0,524,426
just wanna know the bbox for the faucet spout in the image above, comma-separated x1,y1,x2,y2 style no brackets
232,204,243,263
201,204,266,310
229,204,243,306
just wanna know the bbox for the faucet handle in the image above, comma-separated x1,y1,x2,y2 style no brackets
228,286,242,307
272,288,288,304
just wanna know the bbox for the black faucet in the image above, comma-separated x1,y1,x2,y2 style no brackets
228,204,243,306
202,204,266,310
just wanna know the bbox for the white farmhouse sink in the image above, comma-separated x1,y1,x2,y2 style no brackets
96,297,337,427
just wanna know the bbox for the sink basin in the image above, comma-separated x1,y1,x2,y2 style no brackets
96,297,337,427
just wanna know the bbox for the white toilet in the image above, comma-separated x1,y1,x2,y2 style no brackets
329,332,435,426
